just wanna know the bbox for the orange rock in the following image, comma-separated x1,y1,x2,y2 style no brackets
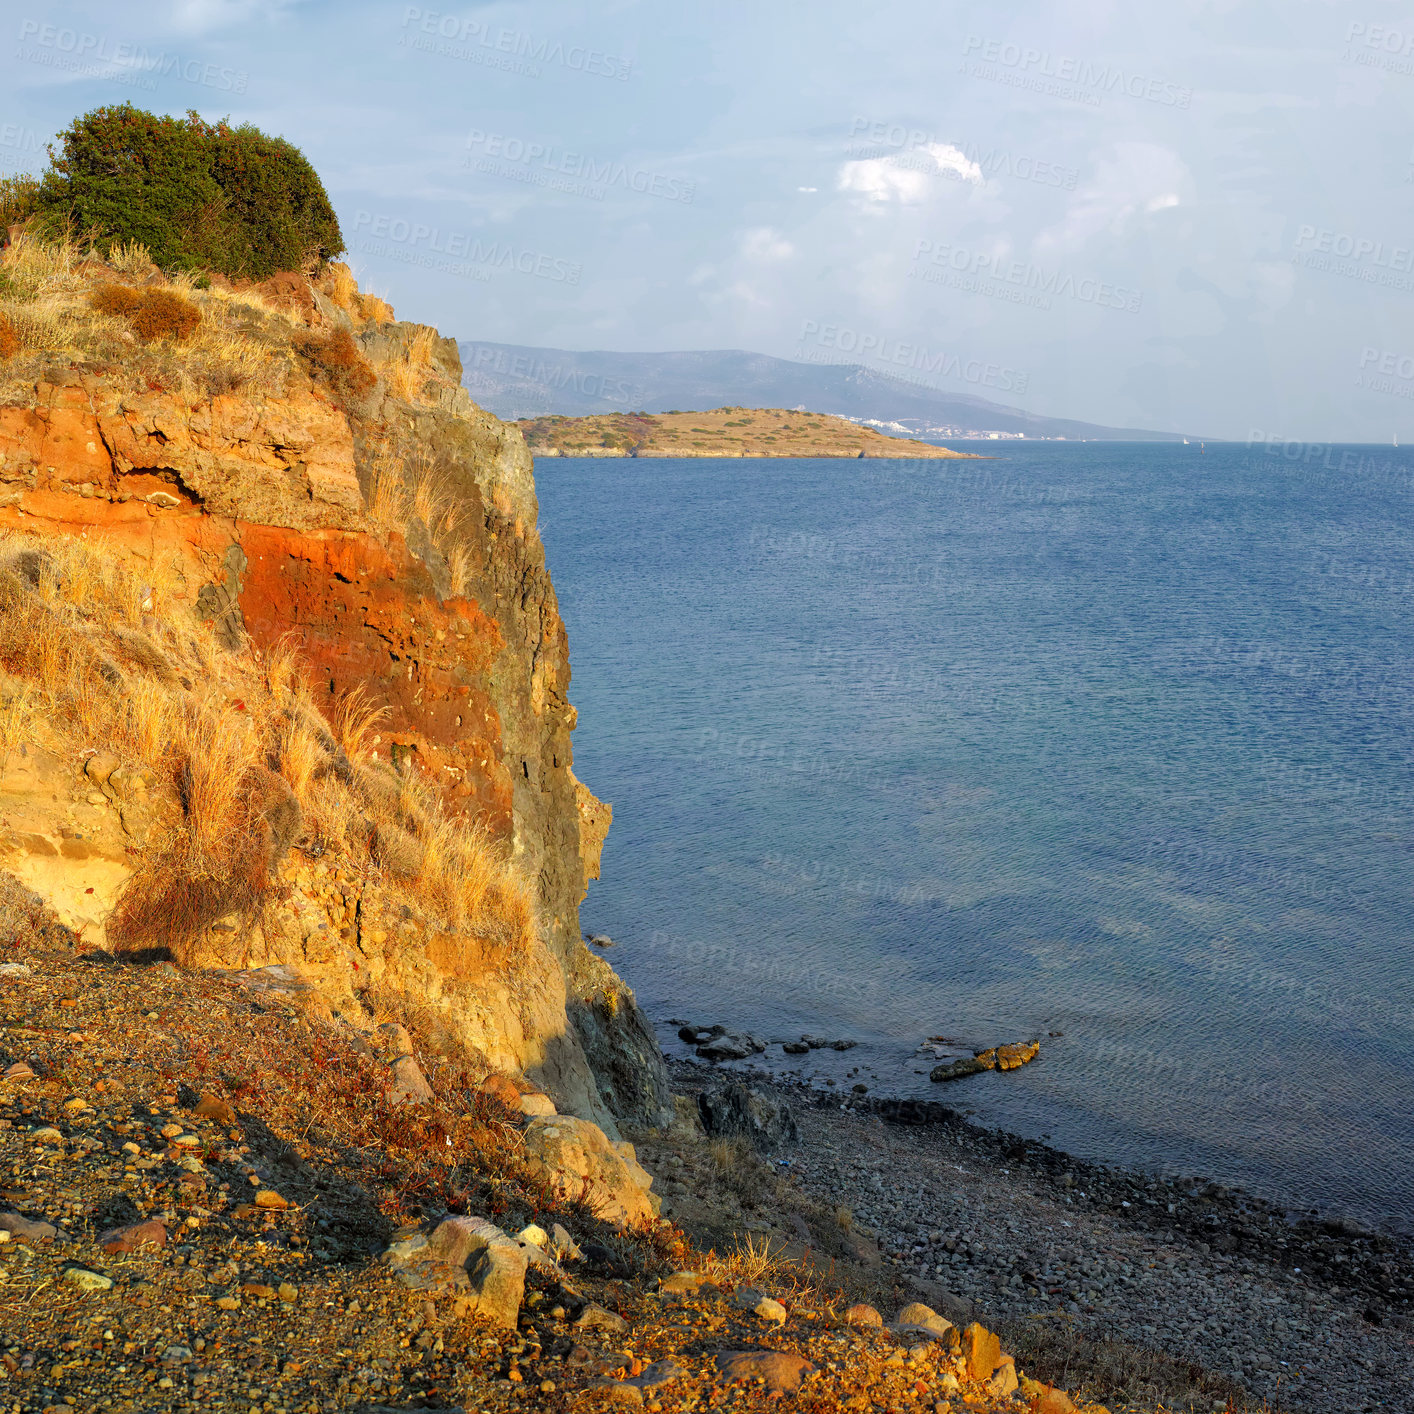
961,1322,1003,1382
253,1190,288,1210
844,1303,883,1327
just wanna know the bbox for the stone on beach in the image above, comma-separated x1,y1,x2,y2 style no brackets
697,1082,798,1150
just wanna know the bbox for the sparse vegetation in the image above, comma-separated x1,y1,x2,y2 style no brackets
0,529,532,961
91,282,202,341
296,323,376,403
517,406,978,459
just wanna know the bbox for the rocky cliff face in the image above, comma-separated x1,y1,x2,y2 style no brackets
0,256,668,1131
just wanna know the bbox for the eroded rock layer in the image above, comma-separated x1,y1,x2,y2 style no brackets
0,291,668,1131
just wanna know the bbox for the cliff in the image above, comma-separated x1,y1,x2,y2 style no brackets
0,234,668,1133
518,407,983,458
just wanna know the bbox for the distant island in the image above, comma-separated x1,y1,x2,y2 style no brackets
518,407,982,458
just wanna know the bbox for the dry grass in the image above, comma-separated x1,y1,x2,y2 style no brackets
0,528,534,956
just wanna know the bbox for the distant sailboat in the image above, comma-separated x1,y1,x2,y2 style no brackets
1183,438,1189,445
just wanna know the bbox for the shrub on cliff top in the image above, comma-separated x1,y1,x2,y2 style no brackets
91,283,202,342
33,104,343,279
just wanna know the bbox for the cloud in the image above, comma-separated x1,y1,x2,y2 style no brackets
836,141,983,204
1037,143,1192,253
740,226,794,262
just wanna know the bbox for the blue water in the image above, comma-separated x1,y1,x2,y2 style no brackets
536,444,1414,1232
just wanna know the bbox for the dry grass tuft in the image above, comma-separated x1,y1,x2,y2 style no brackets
0,313,17,360
326,261,358,311
361,293,395,324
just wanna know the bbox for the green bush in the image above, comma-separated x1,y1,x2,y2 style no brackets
35,104,343,279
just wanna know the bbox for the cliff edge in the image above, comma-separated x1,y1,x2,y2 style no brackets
0,233,668,1133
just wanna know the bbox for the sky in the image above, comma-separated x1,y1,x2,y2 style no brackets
3,0,1413,440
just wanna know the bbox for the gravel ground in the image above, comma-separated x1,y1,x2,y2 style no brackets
0,945,1095,1414
776,1092,1414,1414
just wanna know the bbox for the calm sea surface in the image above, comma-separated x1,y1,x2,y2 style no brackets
535,444,1414,1232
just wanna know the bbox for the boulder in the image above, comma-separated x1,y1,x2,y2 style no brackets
521,1115,659,1226
845,1303,883,1327
697,1083,798,1150
383,1215,527,1327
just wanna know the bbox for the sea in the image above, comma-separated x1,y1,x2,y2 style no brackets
534,442,1414,1235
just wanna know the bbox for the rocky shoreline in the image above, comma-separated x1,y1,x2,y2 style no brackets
665,1057,1414,1413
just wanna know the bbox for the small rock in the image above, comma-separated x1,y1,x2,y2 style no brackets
0,963,32,979
63,1266,113,1292
477,1074,522,1109
845,1303,883,1327
278,1282,298,1301
30,1126,62,1143
517,1223,549,1249
0,1211,58,1243
214,1295,240,1310
241,1282,277,1300
575,1303,629,1334
753,1296,788,1325
986,1355,1019,1398
659,1270,704,1294
584,1379,642,1404
781,1041,810,1055
995,1039,1040,1071
1,1061,35,1082
518,1091,557,1117
62,1097,89,1113
929,1057,991,1083
896,1302,951,1335
629,1359,685,1390
714,1350,814,1394
830,1039,857,1051
549,1223,582,1263
253,1190,288,1210
192,1093,238,1127
98,1220,167,1255
588,933,615,948
1032,1389,1078,1414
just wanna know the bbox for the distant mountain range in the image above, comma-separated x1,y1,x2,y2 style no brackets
456,341,1186,441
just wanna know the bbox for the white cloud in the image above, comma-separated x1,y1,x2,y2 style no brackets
740,226,794,262
836,141,983,205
